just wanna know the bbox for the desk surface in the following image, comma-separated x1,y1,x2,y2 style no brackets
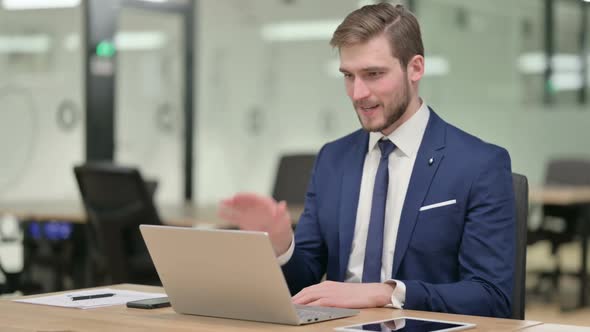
0,284,541,332
529,186,590,206
519,323,590,331
0,200,304,227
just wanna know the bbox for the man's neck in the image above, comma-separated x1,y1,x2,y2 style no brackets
380,97,423,136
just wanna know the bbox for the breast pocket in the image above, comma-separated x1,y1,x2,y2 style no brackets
419,199,457,212
410,201,462,253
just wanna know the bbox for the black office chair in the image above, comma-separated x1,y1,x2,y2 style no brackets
527,158,590,299
272,154,316,205
512,172,528,320
74,163,161,286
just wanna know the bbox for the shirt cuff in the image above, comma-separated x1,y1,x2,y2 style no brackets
276,234,295,266
384,279,406,309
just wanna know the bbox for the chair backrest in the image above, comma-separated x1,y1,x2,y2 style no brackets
542,158,590,227
545,158,590,186
511,172,528,320
272,154,316,205
74,163,161,285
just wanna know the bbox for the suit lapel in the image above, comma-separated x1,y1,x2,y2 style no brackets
391,109,447,277
338,131,369,281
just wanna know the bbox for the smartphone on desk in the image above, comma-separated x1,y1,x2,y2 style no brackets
126,297,170,309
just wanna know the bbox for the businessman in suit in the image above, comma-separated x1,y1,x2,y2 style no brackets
220,3,515,318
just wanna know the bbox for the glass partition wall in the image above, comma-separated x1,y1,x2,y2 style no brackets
0,0,587,204
196,0,590,205
0,5,84,201
115,7,185,204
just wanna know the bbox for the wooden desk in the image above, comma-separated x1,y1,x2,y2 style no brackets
520,323,590,331
529,186,590,205
0,200,304,227
529,186,590,309
0,284,541,332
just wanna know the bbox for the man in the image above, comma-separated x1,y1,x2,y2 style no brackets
219,3,515,318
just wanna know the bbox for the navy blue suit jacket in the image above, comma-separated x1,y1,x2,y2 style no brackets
282,109,515,318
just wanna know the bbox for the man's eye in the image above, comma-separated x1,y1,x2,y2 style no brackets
368,71,382,77
343,73,352,79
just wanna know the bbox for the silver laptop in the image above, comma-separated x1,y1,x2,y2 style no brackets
140,225,359,325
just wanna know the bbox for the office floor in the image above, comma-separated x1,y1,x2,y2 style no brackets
526,242,590,326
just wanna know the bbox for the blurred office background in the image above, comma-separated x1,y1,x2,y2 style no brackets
0,0,588,204
1,0,590,324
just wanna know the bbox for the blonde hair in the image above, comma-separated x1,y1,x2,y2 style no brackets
330,3,424,69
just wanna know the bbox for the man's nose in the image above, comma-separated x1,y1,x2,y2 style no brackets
352,79,370,101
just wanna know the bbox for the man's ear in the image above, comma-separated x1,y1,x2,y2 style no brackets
407,55,424,83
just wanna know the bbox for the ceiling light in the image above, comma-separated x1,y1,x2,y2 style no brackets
424,56,450,76
357,0,378,7
551,72,583,91
261,20,340,42
63,32,167,52
518,52,582,74
115,31,167,51
2,0,81,10
0,35,50,53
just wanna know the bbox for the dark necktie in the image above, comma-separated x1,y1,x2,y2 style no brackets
362,139,396,283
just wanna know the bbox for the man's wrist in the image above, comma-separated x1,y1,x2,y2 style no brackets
273,228,294,256
276,234,295,265
384,280,405,309
378,282,396,307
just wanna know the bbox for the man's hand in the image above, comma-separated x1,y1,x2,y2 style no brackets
218,193,293,256
292,281,394,308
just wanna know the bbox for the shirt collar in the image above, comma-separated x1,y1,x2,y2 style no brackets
368,100,430,158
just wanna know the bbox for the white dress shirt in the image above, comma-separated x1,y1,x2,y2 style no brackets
279,100,430,308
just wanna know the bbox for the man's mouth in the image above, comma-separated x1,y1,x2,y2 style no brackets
359,104,380,112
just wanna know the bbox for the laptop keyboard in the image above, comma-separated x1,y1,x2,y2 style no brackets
296,308,333,323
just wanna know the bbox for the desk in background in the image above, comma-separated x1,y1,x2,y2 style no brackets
529,186,590,309
0,200,304,227
529,186,590,206
0,284,542,332
0,200,303,292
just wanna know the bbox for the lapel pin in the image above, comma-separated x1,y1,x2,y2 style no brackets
428,157,434,166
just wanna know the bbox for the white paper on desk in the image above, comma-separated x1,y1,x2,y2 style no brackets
13,288,166,309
